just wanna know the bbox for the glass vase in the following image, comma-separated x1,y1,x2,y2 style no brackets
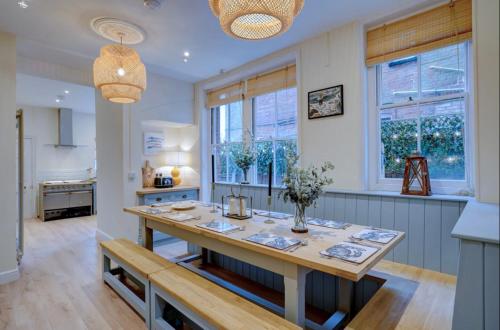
241,169,249,184
292,203,308,233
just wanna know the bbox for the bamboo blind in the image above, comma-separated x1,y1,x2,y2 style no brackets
206,64,296,108
366,0,472,66
246,64,296,98
206,81,244,108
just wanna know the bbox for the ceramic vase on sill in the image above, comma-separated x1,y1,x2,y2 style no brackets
241,168,250,184
292,203,308,233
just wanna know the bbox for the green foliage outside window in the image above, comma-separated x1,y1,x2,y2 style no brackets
381,114,465,180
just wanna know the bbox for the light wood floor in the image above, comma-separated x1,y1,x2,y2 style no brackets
0,216,456,330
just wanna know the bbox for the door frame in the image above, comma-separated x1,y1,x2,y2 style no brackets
23,135,37,219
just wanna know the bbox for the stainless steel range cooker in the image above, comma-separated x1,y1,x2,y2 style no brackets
38,180,94,221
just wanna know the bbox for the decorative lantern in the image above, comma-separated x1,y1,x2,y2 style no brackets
401,155,432,196
208,0,304,40
93,44,147,104
222,194,253,220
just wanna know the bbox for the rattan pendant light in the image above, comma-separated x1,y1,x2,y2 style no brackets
93,41,147,104
208,0,304,40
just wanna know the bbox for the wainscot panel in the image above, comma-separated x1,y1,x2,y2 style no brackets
213,183,467,275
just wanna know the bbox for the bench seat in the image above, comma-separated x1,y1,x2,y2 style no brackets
100,239,175,329
100,238,175,278
150,266,300,330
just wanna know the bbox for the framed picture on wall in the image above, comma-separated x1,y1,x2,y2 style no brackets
308,84,344,119
144,132,165,155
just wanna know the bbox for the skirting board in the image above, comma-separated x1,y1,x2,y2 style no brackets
95,228,114,242
0,268,19,285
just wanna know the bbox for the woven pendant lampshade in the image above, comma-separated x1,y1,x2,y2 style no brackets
93,44,147,104
208,0,304,40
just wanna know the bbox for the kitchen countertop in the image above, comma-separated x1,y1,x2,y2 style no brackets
136,185,200,196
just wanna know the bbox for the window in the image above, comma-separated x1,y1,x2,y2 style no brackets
211,101,244,183
373,42,471,192
253,87,298,185
210,87,297,185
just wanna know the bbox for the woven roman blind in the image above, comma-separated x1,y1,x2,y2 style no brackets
206,81,244,108
246,65,296,98
366,0,472,67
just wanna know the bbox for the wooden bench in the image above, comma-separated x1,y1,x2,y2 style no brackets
100,239,175,329
149,265,301,330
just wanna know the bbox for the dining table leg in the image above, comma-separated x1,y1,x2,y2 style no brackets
143,219,153,251
338,278,354,319
283,264,310,327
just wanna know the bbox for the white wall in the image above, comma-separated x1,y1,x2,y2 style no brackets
298,23,366,190
196,22,367,194
0,31,18,283
20,106,96,181
473,0,499,204
96,72,195,241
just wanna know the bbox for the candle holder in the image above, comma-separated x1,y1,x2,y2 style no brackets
264,196,275,224
210,182,217,213
222,194,253,220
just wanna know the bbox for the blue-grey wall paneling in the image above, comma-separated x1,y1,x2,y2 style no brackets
344,194,357,223
441,201,460,274
368,196,382,228
423,200,442,272
333,193,346,221
393,199,410,264
355,195,369,226
408,199,425,267
380,197,396,261
484,243,499,330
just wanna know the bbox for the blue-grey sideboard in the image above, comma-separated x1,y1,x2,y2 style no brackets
137,186,199,245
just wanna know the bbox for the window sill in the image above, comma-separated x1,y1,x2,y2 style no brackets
214,182,472,202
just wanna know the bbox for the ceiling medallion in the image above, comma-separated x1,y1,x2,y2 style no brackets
91,18,147,104
208,0,304,40
91,17,146,45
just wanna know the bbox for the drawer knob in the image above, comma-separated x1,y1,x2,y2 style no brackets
156,197,162,202
182,194,187,199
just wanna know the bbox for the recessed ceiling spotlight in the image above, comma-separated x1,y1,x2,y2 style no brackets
55,98,61,103
64,90,70,94
18,0,29,9
183,58,188,63
183,51,190,57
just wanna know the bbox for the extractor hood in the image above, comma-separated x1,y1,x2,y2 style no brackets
55,108,77,148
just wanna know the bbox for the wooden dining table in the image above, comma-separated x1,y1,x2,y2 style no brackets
124,203,405,328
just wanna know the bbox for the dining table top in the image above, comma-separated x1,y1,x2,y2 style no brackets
124,203,405,282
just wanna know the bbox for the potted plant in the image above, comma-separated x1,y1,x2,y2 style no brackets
229,132,256,184
280,152,334,233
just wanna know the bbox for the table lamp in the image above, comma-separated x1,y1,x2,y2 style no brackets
166,150,189,186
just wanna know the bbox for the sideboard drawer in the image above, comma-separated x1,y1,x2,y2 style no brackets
143,189,199,206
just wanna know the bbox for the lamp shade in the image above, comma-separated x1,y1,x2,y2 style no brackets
93,44,147,104
208,0,304,40
166,151,190,167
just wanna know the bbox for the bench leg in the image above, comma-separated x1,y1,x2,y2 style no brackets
144,221,154,251
283,264,310,328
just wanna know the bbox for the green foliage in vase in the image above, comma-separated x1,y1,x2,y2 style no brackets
228,132,256,173
279,152,334,208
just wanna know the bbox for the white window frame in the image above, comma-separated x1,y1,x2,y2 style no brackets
368,42,475,195
210,87,298,185
251,90,298,186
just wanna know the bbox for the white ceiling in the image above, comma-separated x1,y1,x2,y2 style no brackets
16,74,95,113
1,0,440,82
